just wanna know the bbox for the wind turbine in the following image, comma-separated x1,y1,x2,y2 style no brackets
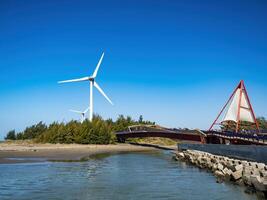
69,107,90,123
58,52,113,121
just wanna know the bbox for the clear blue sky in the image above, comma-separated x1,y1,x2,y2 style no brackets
0,0,267,139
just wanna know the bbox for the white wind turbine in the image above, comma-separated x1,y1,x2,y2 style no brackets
69,107,90,123
58,52,113,121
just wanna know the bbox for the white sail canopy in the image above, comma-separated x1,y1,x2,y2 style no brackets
222,88,255,123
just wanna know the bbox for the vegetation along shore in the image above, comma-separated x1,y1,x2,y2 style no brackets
4,115,154,144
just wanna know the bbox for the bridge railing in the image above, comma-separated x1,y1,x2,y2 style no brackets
126,125,176,133
208,130,267,143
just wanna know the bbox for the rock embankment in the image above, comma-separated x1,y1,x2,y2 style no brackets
174,149,267,196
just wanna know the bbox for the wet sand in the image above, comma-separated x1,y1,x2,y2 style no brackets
0,143,156,164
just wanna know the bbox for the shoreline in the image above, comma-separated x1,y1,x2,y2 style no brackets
0,143,158,164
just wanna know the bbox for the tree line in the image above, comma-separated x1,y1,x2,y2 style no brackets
4,115,154,144
5,116,267,143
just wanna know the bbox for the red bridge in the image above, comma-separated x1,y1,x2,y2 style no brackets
116,125,205,143
116,124,267,145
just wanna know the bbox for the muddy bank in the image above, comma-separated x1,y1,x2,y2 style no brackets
0,143,156,164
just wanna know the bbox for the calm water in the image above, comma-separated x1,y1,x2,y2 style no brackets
0,151,261,200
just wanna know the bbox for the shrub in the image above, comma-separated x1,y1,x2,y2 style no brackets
5,130,16,140
5,115,155,144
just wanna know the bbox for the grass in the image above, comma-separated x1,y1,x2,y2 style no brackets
2,139,36,145
126,137,179,146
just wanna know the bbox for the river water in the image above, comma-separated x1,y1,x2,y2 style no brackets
0,151,261,200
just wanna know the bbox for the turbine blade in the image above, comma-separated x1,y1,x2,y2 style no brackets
92,52,104,78
83,106,90,113
58,76,89,84
69,109,83,114
94,81,113,105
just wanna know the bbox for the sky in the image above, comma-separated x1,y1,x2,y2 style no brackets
0,0,267,139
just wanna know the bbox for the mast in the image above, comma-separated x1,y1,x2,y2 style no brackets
235,81,243,133
209,80,260,134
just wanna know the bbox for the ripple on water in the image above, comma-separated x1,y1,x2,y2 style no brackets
0,151,262,200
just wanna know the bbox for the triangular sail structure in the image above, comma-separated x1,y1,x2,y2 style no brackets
209,80,260,133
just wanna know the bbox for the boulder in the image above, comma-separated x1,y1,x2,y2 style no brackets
234,160,241,165
211,157,216,163
251,168,261,176
222,168,232,181
214,170,224,178
184,153,190,159
206,158,212,169
177,152,185,159
234,164,243,172
251,175,267,192
241,160,248,166
260,171,267,178
257,163,265,170
197,157,203,164
232,169,242,180
212,164,218,172
217,163,224,171
243,169,253,186
225,162,235,171
236,179,244,186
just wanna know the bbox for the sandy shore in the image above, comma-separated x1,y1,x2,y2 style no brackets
0,142,157,164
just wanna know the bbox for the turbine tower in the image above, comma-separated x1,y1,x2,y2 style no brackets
69,107,90,123
58,52,113,121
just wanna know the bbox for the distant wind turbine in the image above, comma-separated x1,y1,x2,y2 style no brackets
69,107,90,123
58,52,113,121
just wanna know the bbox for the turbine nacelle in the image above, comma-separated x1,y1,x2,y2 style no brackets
88,76,94,81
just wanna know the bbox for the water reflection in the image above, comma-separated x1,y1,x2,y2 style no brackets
0,151,262,200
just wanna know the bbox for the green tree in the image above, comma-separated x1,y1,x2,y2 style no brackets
22,121,47,139
257,117,267,130
16,132,24,140
7,114,153,144
5,130,16,140
138,115,143,123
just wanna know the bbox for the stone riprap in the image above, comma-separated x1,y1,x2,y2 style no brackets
174,150,267,196
178,143,267,164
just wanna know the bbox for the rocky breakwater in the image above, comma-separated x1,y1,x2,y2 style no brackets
174,149,267,197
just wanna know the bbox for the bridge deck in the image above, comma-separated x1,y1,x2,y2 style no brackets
116,130,203,143
116,128,267,145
